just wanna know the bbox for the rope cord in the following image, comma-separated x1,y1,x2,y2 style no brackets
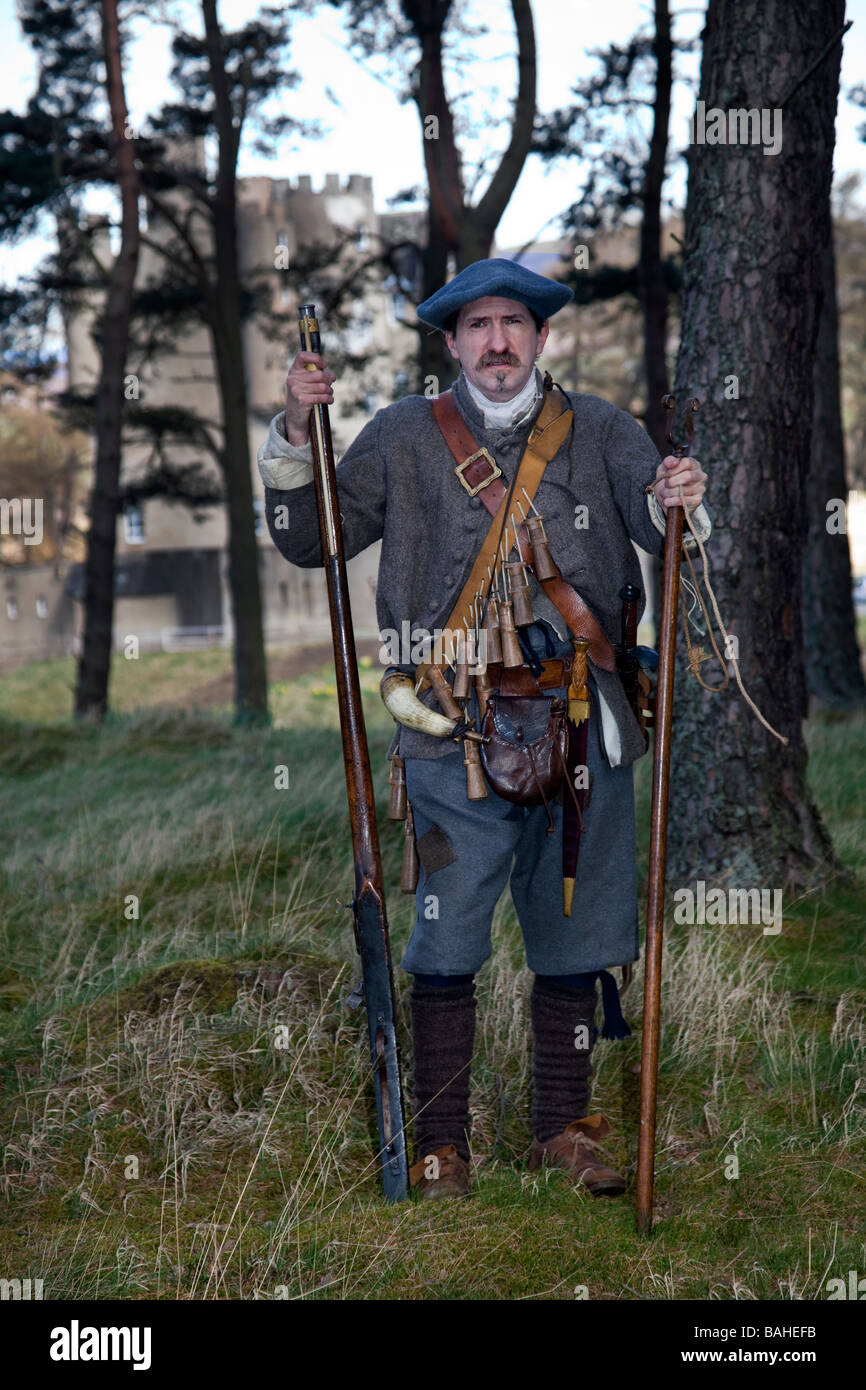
670,483,789,746
679,553,729,691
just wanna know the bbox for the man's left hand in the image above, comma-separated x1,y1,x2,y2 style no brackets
653,455,707,511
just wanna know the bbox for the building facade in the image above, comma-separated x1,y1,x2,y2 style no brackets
1,172,423,670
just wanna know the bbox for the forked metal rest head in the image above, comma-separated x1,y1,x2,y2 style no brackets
662,393,700,458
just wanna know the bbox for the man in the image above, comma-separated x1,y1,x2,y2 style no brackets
258,258,708,1201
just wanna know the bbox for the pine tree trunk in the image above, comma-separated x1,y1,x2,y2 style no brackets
419,216,453,391
409,0,535,394
210,289,269,722
410,2,465,392
74,0,140,721
802,227,866,708
202,0,268,722
668,0,844,885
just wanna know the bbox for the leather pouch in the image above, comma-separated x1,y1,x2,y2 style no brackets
479,694,568,805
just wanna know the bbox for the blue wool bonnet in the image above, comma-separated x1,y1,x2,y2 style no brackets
416,257,574,330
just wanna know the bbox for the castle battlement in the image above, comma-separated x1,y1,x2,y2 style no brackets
238,173,373,202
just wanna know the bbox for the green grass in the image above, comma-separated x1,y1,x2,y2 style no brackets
0,648,238,724
0,649,864,1300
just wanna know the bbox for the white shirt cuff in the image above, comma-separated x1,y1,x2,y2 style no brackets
257,412,315,489
648,492,712,546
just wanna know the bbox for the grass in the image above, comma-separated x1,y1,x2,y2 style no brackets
0,648,864,1300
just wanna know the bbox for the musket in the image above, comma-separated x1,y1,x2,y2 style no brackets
298,304,409,1202
635,393,699,1235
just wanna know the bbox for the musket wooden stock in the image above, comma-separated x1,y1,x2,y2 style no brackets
298,305,409,1202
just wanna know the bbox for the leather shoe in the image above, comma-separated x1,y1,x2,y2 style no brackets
528,1114,626,1197
409,1144,471,1200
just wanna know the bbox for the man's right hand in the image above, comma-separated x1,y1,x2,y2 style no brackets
284,351,336,446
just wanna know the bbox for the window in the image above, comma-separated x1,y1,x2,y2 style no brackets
123,505,145,544
253,498,264,537
6,598,18,621
36,596,48,619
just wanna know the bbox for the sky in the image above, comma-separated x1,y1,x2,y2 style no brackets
1,0,865,288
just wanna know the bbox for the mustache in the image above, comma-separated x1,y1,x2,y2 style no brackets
478,352,521,368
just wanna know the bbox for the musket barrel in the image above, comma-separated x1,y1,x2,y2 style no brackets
300,306,340,559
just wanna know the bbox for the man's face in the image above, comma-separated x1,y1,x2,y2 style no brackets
444,296,550,401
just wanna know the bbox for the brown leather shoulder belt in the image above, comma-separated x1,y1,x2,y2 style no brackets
417,384,615,689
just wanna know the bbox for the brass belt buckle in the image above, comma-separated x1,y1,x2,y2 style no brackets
455,447,502,497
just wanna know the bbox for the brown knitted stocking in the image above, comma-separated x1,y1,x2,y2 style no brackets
410,978,476,1163
531,976,597,1143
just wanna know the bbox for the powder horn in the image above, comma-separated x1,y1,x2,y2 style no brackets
380,669,461,739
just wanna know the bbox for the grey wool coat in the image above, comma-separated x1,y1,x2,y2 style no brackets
260,370,697,767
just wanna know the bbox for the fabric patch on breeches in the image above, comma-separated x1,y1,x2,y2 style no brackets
416,824,457,876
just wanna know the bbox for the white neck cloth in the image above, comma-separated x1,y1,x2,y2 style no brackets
464,368,541,430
